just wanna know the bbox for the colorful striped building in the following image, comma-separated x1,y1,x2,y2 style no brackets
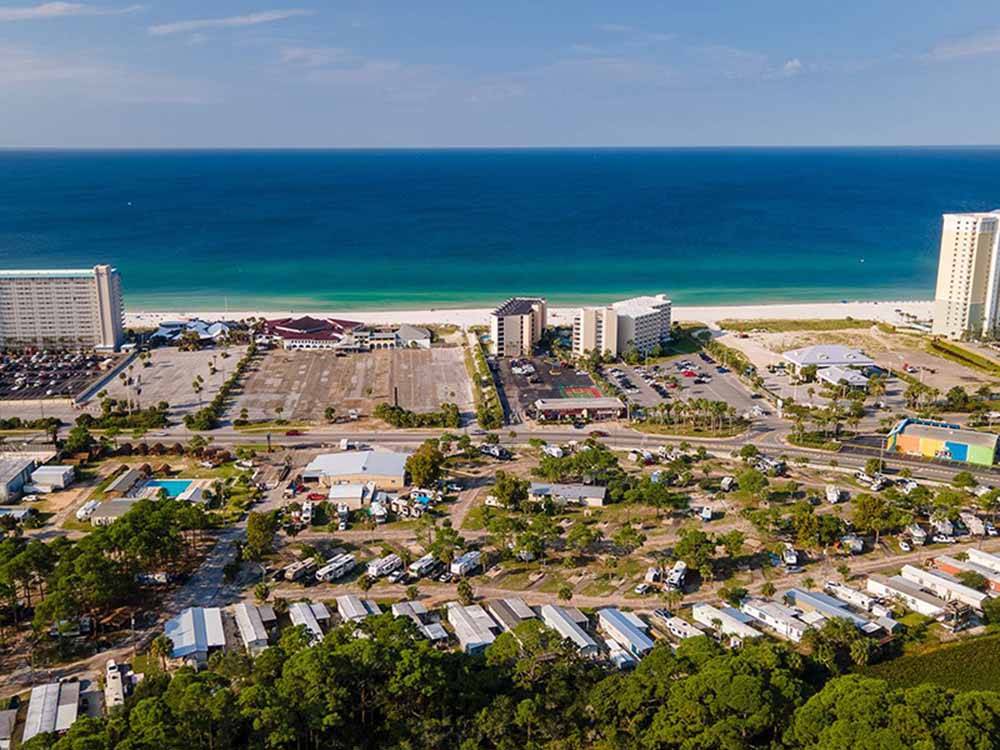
886,418,998,466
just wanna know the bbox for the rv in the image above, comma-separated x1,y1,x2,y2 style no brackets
301,501,314,526
315,554,356,582
450,550,482,577
825,485,843,504
665,560,687,590
409,553,437,577
700,506,713,522
719,476,736,492
367,554,403,579
782,544,799,568
282,557,318,582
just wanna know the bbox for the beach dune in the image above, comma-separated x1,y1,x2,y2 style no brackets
125,299,933,331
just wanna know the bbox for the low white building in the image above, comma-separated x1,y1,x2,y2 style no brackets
540,604,599,656
782,344,874,373
448,602,500,654
967,548,1000,575
597,608,655,657
22,681,80,743
528,482,607,507
740,599,810,642
663,616,703,641
817,365,869,389
289,601,328,642
232,603,271,655
691,603,762,645
164,606,226,665
867,574,948,617
900,564,988,610
30,465,75,490
336,595,381,624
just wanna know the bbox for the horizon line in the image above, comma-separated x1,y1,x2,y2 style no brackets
2,144,1000,152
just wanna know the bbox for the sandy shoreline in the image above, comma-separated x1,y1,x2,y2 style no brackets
125,299,933,331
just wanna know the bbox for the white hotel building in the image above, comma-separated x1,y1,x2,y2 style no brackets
573,294,671,358
931,211,1000,340
0,265,124,351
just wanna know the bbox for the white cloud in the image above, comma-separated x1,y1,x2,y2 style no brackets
280,46,352,67
148,9,311,37
0,2,142,22
929,28,1000,60
0,45,102,81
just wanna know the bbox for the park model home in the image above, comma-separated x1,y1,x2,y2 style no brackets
528,482,607,508
164,607,226,666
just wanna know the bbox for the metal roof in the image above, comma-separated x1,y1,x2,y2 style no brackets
817,366,868,386
530,482,607,500
165,607,226,658
304,451,408,480
0,457,34,485
233,603,269,649
448,603,498,651
336,595,380,623
893,419,999,449
598,608,654,655
782,345,874,368
541,604,597,652
289,602,324,641
782,588,871,628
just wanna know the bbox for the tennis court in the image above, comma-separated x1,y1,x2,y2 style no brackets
560,385,603,399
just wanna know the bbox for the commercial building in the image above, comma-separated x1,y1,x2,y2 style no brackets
232,603,272,655
164,607,226,665
572,306,619,357
597,608,655,657
740,599,810,642
490,297,547,356
448,602,500,654
867,574,948,618
540,604,599,656
886,418,998,466
0,265,124,351
22,681,80,743
900,564,989,610
533,396,626,421
336,595,380,623
528,482,607,508
816,366,868,390
0,456,36,502
30,465,75,490
931,211,1000,339
303,450,408,490
486,598,537,632
262,316,365,350
781,345,874,373
691,603,762,645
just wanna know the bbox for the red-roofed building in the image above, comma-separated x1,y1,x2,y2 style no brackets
263,316,366,350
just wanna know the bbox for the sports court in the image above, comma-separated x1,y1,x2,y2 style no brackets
559,385,603,399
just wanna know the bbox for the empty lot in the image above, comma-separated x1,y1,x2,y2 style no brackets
234,347,474,421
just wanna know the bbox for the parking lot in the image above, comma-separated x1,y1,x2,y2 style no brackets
0,351,122,401
606,353,758,417
95,347,245,419
496,356,601,423
234,347,474,422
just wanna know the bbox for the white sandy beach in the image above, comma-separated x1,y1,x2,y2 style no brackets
125,299,934,331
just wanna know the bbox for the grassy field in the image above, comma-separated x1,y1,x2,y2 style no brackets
863,633,1000,691
927,338,1000,378
718,318,875,333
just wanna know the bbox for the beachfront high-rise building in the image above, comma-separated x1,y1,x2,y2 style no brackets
0,265,124,351
572,294,672,358
611,295,672,354
490,297,547,356
572,306,619,358
932,211,1000,340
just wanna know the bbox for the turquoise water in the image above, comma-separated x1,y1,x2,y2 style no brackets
1,148,998,310
145,479,192,498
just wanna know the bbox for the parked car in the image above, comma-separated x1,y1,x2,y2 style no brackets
633,583,653,595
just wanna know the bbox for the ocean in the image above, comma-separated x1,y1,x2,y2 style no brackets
0,147,997,312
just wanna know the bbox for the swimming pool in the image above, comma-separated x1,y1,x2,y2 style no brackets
145,479,193,498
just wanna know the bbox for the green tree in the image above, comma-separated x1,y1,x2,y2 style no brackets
245,511,279,561
457,578,474,605
405,439,445,488
63,424,94,455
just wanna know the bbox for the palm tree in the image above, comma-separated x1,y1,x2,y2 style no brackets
151,633,174,670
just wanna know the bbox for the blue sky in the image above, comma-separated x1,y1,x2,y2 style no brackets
1,1,999,147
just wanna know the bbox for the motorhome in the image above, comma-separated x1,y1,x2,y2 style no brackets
282,557,318,582
315,554,356,582
825,485,843,504
409,553,437,577
665,560,687,590
367,554,403,578
450,550,482,577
